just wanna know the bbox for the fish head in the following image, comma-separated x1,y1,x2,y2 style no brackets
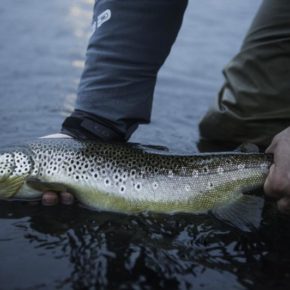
0,148,33,199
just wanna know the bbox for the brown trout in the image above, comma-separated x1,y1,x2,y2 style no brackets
0,138,273,230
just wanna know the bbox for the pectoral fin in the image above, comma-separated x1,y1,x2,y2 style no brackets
26,177,67,192
0,175,25,198
211,195,264,232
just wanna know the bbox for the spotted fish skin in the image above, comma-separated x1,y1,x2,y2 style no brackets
0,139,273,213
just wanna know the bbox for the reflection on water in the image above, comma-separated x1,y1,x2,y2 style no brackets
1,201,290,289
68,0,94,39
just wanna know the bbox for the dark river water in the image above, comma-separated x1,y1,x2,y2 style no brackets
1,0,290,289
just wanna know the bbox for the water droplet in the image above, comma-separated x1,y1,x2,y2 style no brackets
97,156,103,163
217,167,224,174
207,182,214,189
153,182,158,189
192,170,199,177
238,164,245,170
260,163,269,169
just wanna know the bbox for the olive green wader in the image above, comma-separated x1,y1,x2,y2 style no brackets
199,0,290,150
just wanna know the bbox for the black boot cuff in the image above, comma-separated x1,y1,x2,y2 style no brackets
61,111,126,142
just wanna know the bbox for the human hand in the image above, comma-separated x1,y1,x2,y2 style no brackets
42,191,74,206
264,127,290,214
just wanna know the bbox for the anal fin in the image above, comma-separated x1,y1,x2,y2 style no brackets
211,195,264,232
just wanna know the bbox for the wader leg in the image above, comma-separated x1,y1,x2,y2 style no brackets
199,0,290,150
62,0,188,141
